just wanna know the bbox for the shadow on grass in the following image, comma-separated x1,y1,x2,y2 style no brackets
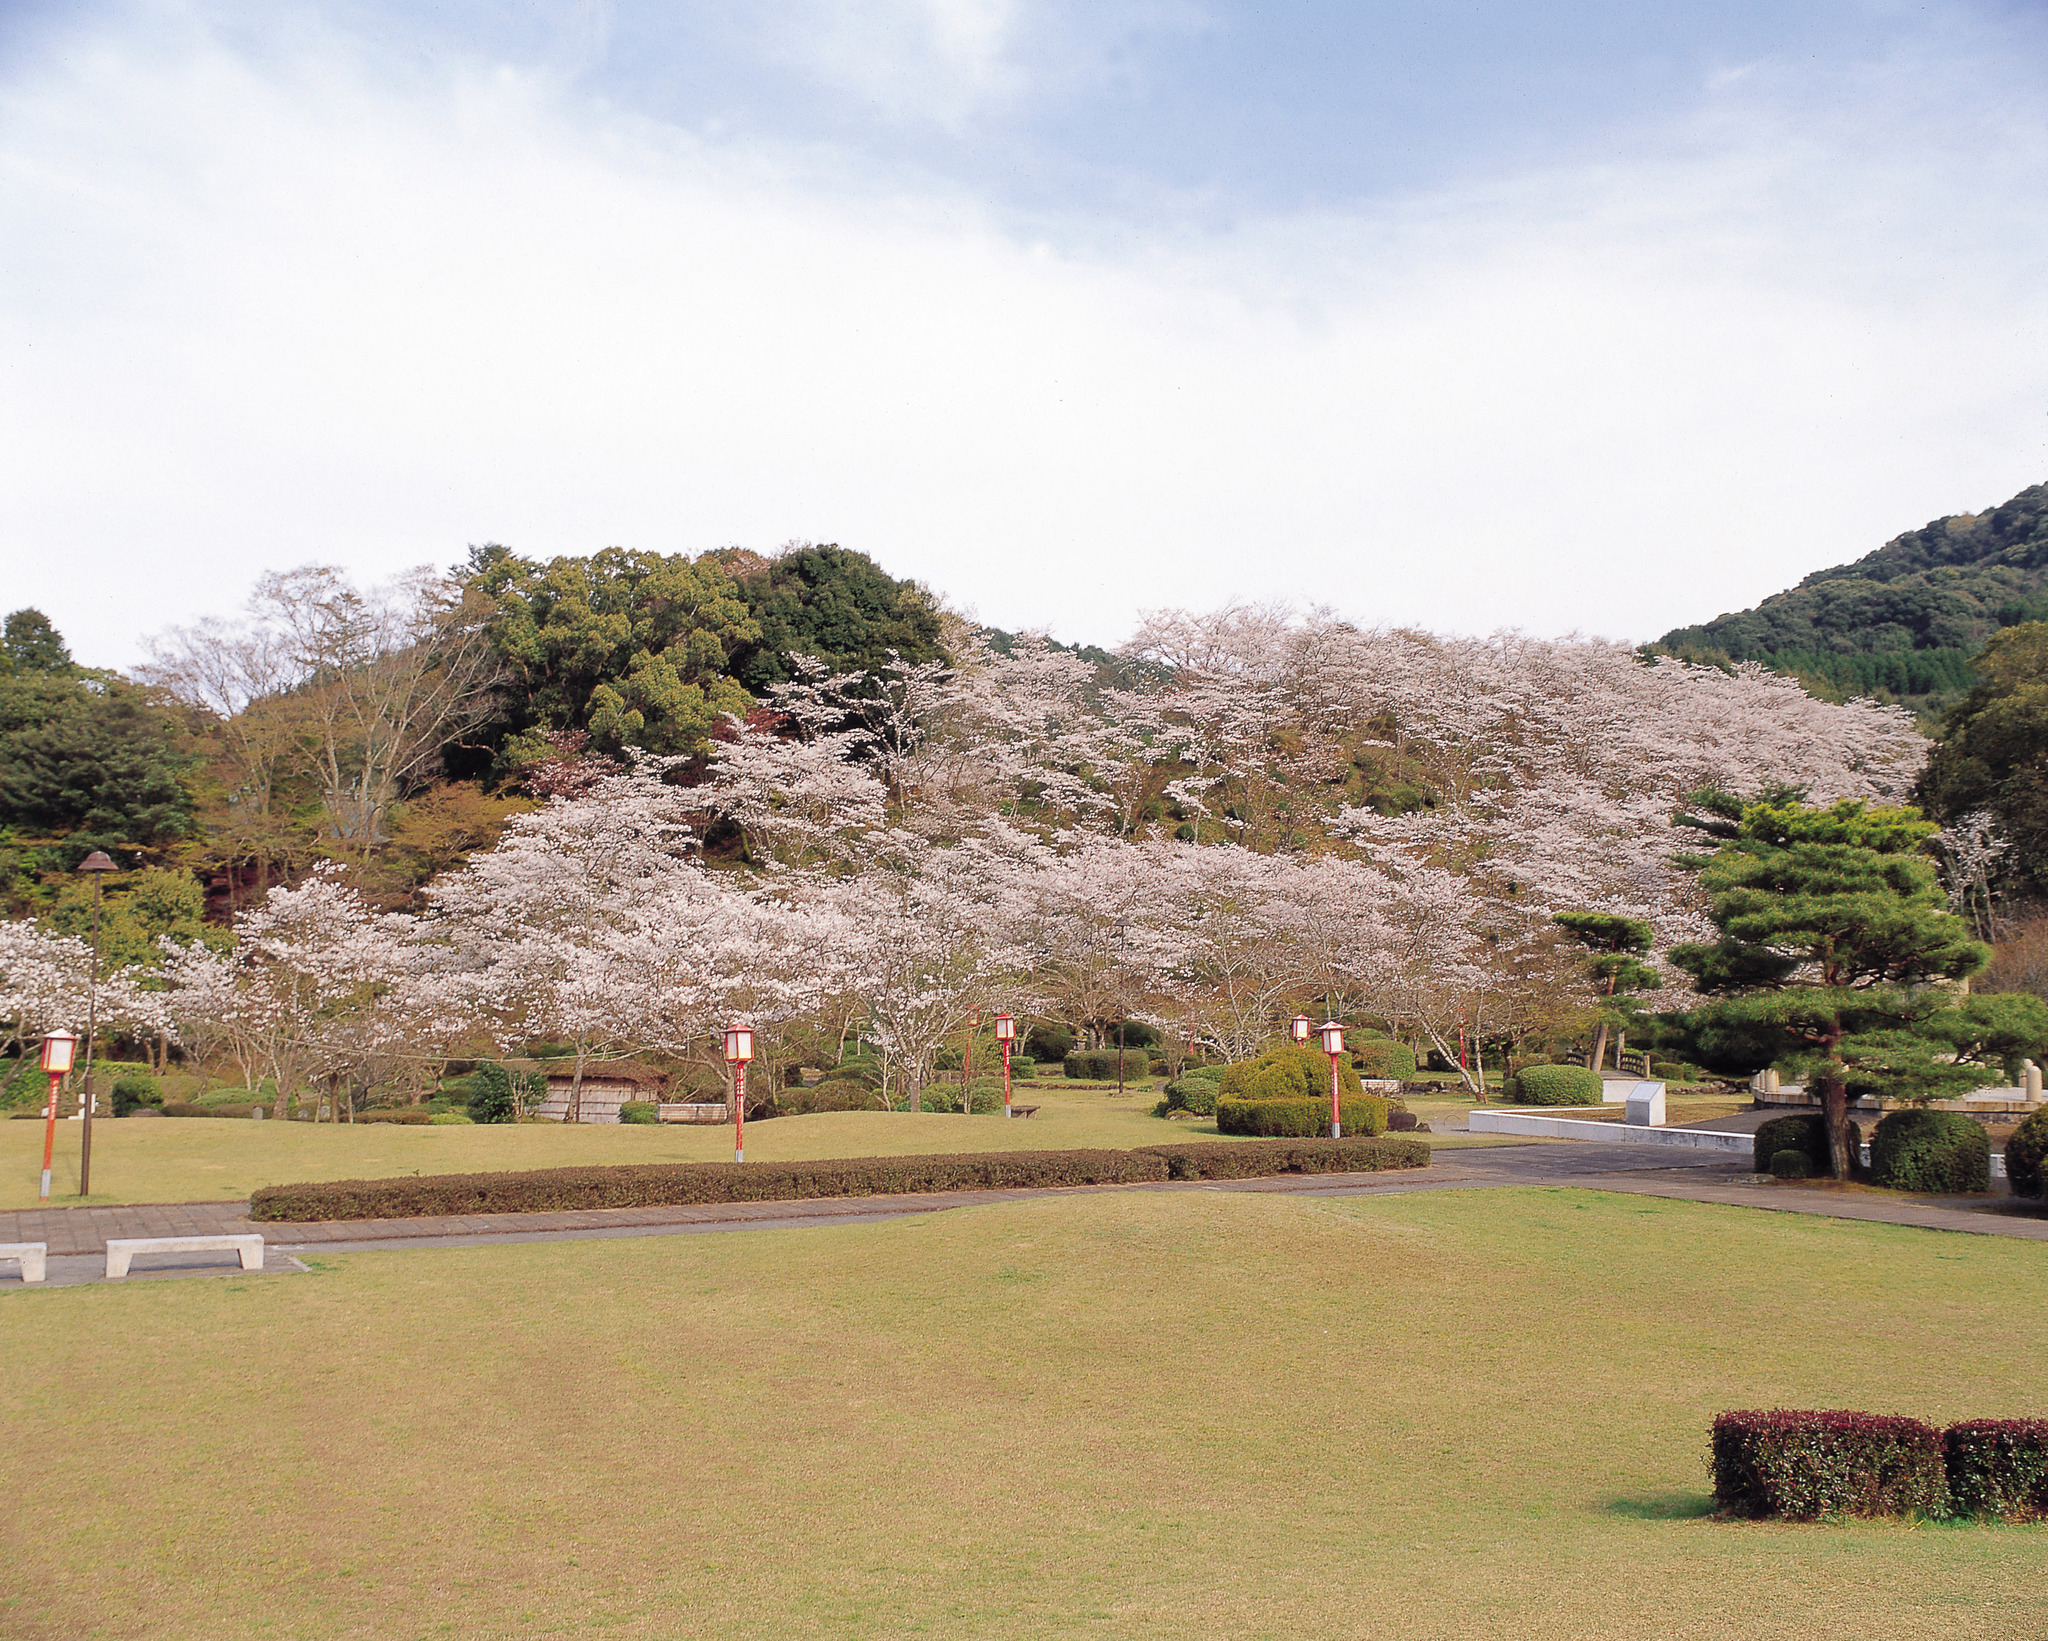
1605,1492,1716,1521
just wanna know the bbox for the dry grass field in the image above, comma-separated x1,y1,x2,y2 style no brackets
1,1086,1513,1210
4,1187,2042,1639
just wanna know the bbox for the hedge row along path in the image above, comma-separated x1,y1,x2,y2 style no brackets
4,1140,2045,1273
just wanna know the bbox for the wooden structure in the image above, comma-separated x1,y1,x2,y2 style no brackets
534,1061,669,1125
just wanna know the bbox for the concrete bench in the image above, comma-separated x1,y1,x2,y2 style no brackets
0,1242,47,1284
105,1234,264,1280
1009,1105,1039,1119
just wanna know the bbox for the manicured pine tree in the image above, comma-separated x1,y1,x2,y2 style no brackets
1553,912,1661,1072
1669,791,2046,1178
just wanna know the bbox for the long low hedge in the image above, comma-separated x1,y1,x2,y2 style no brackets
1216,1096,1391,1137
249,1136,1431,1221
1712,1410,2048,1521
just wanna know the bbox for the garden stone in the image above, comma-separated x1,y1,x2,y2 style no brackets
1623,1082,1666,1126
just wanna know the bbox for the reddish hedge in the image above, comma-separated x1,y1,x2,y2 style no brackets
249,1135,1433,1222
1944,1419,2048,1520
1710,1410,1948,1519
1143,1136,1429,1180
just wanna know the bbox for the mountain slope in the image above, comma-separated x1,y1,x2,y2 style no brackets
1657,480,2048,711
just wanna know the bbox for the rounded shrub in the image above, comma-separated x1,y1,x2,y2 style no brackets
1508,1064,1603,1106
2003,1107,2048,1197
619,1101,657,1125
1219,1044,1365,1104
1353,1035,1418,1080
773,1080,881,1116
1009,1056,1037,1081
1162,1067,1224,1118
1064,1049,1147,1081
1753,1114,1828,1176
1871,1109,1990,1193
111,1073,164,1117
1769,1149,1811,1179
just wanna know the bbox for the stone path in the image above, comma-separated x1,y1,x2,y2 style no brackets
4,1143,2043,1288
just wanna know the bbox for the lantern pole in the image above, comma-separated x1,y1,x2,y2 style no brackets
995,1013,1015,1119
37,1030,77,1202
725,1025,754,1164
1320,1020,1345,1140
76,850,117,1197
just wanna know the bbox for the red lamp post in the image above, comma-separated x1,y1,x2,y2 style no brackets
995,1013,1016,1119
725,1025,754,1164
38,1029,77,1202
1291,1014,1312,1044
1319,1020,1345,1139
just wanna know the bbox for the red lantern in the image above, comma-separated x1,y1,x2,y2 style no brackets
37,1030,77,1202
724,1026,753,1163
1319,1021,1345,1140
1291,1014,1312,1043
994,1014,1016,1117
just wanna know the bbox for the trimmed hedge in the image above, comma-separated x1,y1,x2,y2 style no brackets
111,1073,164,1118
162,1101,258,1119
1063,1049,1149,1080
359,1108,433,1125
1710,1410,1948,1520
1769,1149,1811,1179
1870,1109,1990,1193
619,1101,657,1125
1216,1095,1391,1138
1160,1067,1223,1118
1508,1064,1603,1106
1943,1419,2048,1520
1354,1036,1418,1080
2002,1106,2048,1197
429,1112,474,1125
1754,1114,1828,1176
248,1137,1432,1221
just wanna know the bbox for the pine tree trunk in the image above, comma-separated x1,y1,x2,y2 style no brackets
1818,1074,1852,1180
1589,1023,1610,1073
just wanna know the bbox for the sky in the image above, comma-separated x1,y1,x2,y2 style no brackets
3,0,2046,669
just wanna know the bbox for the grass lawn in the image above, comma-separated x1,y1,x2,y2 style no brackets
4,1188,2041,1639
2,1085,1507,1211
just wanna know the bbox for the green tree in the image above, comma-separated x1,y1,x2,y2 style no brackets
1552,911,1661,1072
1,608,74,674
1916,621,2048,895
1669,793,2044,1178
722,544,945,693
467,545,759,766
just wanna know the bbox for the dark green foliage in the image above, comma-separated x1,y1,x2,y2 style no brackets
1869,1108,1990,1192
1215,1096,1391,1137
1064,1049,1148,1080
1,609,73,674
1508,1064,1604,1105
1770,1149,1812,1180
162,1101,258,1118
1143,1136,1430,1180
1218,1043,1365,1103
723,545,945,693
1022,1024,1075,1064
2003,1107,2048,1196
1160,1066,1223,1117
1752,1114,1838,1176
1916,621,2048,894
110,1073,163,1117
466,1062,520,1125
618,1101,657,1125
358,1108,433,1124
1710,1410,1949,1520
1943,1420,2048,1520
0,666,197,865
915,1078,1007,1115
1657,479,2048,715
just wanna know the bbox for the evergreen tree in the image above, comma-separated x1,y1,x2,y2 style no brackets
1669,793,2045,1177
1553,911,1660,1071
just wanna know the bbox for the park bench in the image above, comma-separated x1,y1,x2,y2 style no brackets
0,1242,47,1283
1009,1105,1039,1118
104,1234,264,1280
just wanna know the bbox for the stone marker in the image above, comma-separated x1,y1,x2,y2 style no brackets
1624,1081,1667,1127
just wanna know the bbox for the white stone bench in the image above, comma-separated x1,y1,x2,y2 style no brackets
0,1242,47,1284
105,1234,264,1279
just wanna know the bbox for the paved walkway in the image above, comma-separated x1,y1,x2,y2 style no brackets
4,1144,2043,1287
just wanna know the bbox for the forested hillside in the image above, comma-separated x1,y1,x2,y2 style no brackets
1657,480,2048,713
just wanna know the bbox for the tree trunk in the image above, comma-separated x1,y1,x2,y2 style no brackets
568,1044,587,1125
1817,1072,1853,1180
1588,1022,1610,1073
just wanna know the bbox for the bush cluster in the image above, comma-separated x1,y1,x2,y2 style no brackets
1158,1066,1223,1118
358,1108,433,1125
468,1061,546,1125
1507,1064,1604,1106
249,1136,1433,1221
1753,1114,1833,1176
1063,1049,1150,1080
766,1080,882,1116
111,1073,165,1118
1710,1410,1948,1520
162,1101,258,1119
1712,1411,2048,1521
1216,1095,1391,1138
429,1112,474,1125
1870,1109,1989,1193
1353,1035,1418,1080
1220,1043,1365,1104
2006,1106,2048,1196
619,1101,657,1125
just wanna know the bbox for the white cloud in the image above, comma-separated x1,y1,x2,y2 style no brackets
1,6,2045,668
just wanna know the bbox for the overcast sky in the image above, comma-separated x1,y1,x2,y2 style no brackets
4,0,2046,669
